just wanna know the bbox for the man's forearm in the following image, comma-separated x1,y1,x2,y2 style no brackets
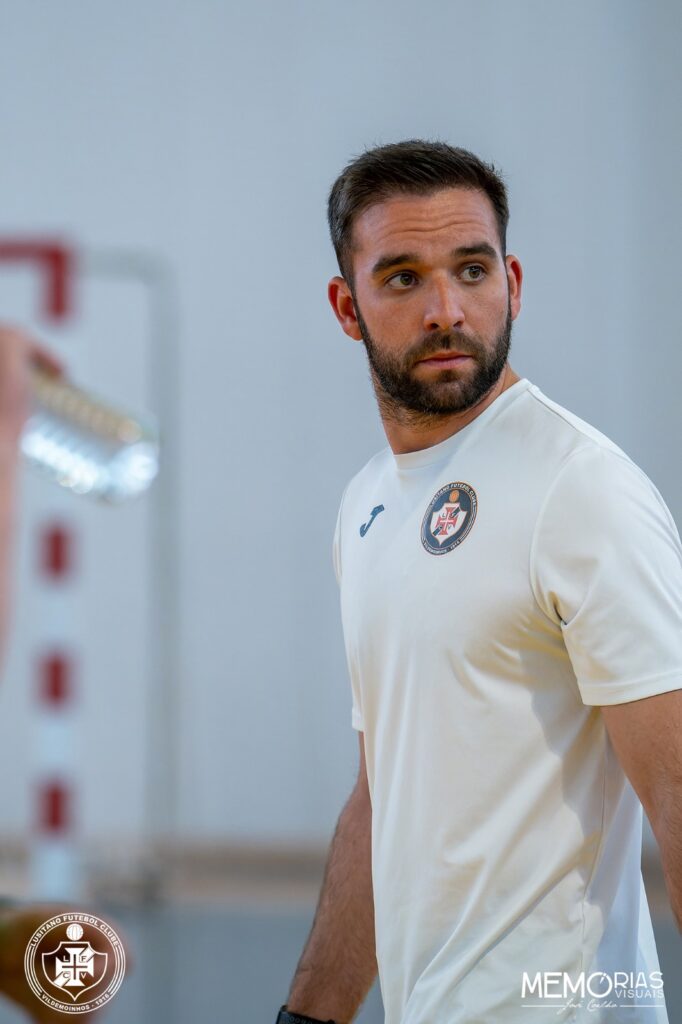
286,785,377,1023
652,788,682,931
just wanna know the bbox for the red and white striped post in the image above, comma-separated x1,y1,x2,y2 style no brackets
0,240,82,899
32,517,80,898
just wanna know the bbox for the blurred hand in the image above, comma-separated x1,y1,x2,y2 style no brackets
0,325,64,447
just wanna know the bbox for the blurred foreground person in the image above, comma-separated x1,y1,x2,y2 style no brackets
277,141,681,1024
0,327,62,657
0,325,127,1022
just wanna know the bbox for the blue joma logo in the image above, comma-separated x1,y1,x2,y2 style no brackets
359,505,385,537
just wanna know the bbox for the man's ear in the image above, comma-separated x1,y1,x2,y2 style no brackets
328,276,363,342
505,254,523,321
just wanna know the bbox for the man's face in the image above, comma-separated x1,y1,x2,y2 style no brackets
337,187,521,417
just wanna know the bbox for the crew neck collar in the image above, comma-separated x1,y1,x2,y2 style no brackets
390,377,531,470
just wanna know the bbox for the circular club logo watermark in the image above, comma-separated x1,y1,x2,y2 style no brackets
24,912,126,1014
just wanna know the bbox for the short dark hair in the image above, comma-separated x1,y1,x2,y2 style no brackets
327,139,509,288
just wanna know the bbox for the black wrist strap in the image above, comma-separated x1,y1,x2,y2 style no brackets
276,1005,336,1024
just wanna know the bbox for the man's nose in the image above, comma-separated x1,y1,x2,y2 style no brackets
423,277,466,332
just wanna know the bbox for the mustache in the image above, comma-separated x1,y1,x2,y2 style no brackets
408,332,481,365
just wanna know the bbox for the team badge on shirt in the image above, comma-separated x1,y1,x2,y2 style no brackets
421,482,477,555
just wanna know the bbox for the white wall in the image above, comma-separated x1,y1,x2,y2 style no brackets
0,0,679,845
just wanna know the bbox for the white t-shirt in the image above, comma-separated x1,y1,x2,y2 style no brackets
332,378,680,1024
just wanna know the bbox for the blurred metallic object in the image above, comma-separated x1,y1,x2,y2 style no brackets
21,366,159,502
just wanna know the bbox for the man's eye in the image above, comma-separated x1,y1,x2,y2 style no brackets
386,271,417,289
462,265,486,281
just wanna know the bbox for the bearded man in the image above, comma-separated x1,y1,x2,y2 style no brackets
276,140,680,1024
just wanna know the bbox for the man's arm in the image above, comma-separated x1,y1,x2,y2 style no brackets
601,688,682,930
284,732,377,1023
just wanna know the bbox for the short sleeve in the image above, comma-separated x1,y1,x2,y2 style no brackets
332,484,364,731
350,704,364,731
530,444,682,706
332,482,351,586
332,499,342,586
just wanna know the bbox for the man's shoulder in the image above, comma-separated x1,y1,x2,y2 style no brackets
521,386,674,531
339,445,393,501
487,381,657,515
520,383,630,463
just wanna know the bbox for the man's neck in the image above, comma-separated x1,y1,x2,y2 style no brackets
380,363,522,456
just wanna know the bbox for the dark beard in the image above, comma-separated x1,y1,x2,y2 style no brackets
353,294,513,421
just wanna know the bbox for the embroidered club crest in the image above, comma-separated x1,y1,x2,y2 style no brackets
421,481,477,555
